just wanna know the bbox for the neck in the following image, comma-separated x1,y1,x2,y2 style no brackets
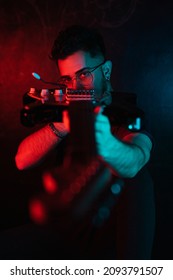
64,100,97,166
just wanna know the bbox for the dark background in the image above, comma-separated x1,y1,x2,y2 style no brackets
0,0,173,259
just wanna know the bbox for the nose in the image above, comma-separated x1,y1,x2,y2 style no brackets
71,78,78,89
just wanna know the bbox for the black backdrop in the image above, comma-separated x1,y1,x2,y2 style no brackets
0,0,173,259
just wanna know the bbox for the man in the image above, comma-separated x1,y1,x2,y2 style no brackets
15,25,152,177
13,25,155,259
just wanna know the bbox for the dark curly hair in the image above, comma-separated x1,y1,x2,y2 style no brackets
50,25,106,60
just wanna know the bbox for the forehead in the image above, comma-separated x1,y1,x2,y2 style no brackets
57,51,101,76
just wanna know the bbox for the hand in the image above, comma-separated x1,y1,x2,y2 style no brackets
53,110,70,137
94,108,114,158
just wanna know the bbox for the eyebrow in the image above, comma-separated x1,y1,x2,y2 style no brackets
60,67,91,79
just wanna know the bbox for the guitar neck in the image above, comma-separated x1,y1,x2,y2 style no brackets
65,100,97,166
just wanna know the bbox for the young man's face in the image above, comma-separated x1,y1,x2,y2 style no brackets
57,51,108,102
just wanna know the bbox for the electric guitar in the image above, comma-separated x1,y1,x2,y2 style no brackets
28,91,119,227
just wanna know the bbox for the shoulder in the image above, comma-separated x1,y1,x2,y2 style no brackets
103,92,145,127
103,91,154,149
107,92,145,116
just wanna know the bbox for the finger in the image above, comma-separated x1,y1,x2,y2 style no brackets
62,110,70,132
95,113,110,125
95,131,103,140
94,106,104,114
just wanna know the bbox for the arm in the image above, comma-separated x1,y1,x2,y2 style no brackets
15,122,68,170
95,113,152,178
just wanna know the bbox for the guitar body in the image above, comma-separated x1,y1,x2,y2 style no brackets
29,100,116,225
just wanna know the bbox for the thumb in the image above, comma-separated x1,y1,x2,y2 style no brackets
62,110,70,132
94,106,104,114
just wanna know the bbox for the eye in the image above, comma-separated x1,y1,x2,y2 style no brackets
59,77,71,84
78,71,91,80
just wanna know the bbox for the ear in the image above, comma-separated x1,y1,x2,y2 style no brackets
102,60,112,80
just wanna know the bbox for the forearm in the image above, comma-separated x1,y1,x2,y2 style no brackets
103,134,151,178
15,123,68,170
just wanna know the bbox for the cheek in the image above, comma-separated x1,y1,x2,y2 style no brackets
93,75,105,97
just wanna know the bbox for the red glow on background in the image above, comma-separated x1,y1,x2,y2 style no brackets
42,172,58,193
29,199,47,224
